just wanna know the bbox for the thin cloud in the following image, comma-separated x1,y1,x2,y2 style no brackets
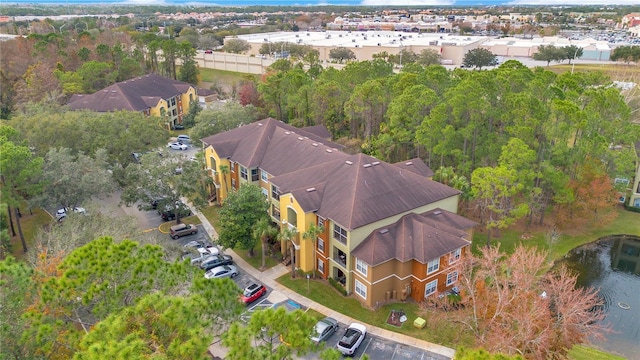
361,0,454,5
509,0,638,4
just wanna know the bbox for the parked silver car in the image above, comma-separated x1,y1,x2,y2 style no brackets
204,265,238,279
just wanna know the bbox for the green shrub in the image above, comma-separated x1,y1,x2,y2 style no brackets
328,277,347,296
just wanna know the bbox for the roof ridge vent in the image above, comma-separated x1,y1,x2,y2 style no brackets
258,122,263,126
345,160,353,165
306,187,316,192
379,228,389,234
312,143,318,147
363,163,372,168
326,149,333,153
372,161,380,166
298,136,304,141
433,210,442,215
285,131,290,135
405,161,413,166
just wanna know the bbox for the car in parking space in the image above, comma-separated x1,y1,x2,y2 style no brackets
311,317,339,344
159,202,192,221
204,265,238,279
177,135,191,143
169,223,198,239
240,283,267,304
182,246,220,265
172,124,185,130
167,142,188,150
183,240,207,249
337,323,367,356
200,254,233,271
55,207,86,221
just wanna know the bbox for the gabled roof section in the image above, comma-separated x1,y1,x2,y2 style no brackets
270,153,460,230
352,211,472,267
393,158,434,178
200,118,347,174
301,125,332,139
67,73,195,112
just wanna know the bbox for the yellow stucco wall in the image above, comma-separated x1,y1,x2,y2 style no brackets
278,194,320,272
204,146,231,201
149,99,168,118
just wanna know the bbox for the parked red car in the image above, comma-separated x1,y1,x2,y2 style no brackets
240,283,267,304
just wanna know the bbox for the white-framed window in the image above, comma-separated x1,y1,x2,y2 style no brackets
355,258,368,276
251,168,259,182
355,279,367,299
449,248,461,264
261,187,268,197
318,259,324,274
231,179,237,189
317,238,324,252
333,224,347,244
240,166,248,180
425,279,438,297
230,161,235,173
261,170,268,181
318,217,324,228
271,185,281,200
427,258,440,274
446,271,458,286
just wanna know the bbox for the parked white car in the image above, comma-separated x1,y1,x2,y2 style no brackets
337,323,367,356
55,207,86,221
167,142,188,150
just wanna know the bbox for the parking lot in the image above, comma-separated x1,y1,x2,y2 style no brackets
102,171,452,360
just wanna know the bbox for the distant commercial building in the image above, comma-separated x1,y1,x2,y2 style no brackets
481,36,612,61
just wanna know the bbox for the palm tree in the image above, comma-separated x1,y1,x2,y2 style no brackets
253,218,277,271
218,164,229,200
278,226,299,278
302,223,324,279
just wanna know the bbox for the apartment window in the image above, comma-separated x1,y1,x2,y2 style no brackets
251,169,259,182
317,238,324,252
355,258,368,276
231,179,237,190
318,259,324,274
427,258,440,274
189,93,193,102
449,248,461,264
172,109,177,116
271,205,280,221
261,170,268,182
318,217,324,228
355,279,367,299
230,162,235,173
333,224,347,245
425,279,438,297
286,207,297,228
446,271,458,286
261,188,268,197
240,166,248,180
171,98,176,106
271,185,281,200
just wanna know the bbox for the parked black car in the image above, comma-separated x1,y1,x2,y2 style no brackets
159,202,192,221
200,254,233,270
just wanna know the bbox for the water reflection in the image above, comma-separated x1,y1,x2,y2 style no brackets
556,235,640,359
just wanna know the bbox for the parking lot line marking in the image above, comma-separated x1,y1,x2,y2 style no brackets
359,337,373,359
143,228,156,233
391,344,398,359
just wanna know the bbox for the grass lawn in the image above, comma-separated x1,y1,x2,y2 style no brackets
8,208,52,260
277,274,475,349
568,345,626,360
200,204,280,271
549,63,640,81
473,207,640,260
157,215,202,234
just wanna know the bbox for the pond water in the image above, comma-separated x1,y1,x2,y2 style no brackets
554,235,640,359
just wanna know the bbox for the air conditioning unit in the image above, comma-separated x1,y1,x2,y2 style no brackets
619,195,626,203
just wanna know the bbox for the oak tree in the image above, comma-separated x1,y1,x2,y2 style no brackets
217,184,269,256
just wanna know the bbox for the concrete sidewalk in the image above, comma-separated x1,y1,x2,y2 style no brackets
194,209,455,359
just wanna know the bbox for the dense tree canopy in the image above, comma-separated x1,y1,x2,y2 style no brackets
217,184,269,255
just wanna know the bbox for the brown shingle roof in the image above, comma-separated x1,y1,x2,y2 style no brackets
301,125,332,139
352,210,473,266
393,158,434,178
270,153,460,230
67,74,195,112
200,118,346,176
